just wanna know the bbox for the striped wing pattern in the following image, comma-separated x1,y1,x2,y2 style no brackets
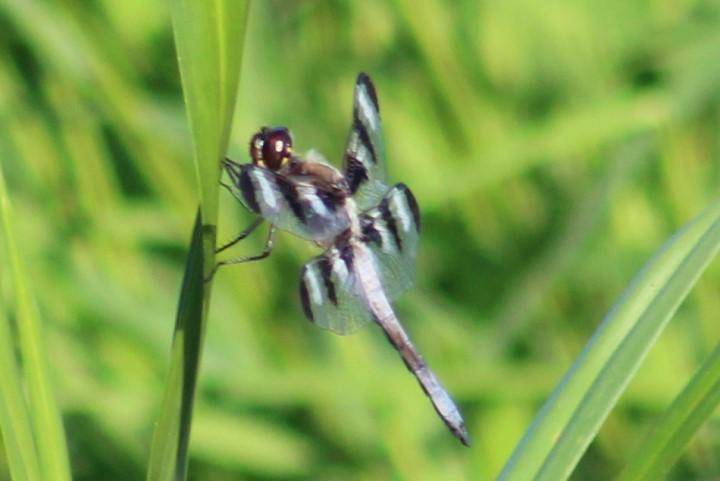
230,163,351,241
343,73,388,211
359,183,420,300
300,245,372,335
299,183,420,335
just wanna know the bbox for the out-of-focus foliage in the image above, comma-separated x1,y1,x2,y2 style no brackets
1,1,720,480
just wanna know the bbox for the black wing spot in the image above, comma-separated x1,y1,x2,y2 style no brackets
275,175,306,224
361,217,383,248
345,154,369,194
315,187,345,212
339,244,354,273
318,256,337,306
239,169,260,213
380,196,402,251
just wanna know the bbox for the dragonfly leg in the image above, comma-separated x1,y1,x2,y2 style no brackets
206,225,276,281
216,217,264,253
220,181,246,204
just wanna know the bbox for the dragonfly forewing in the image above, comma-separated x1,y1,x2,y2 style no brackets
225,160,352,241
343,73,388,211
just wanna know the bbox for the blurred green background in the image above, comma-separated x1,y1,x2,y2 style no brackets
2,0,720,480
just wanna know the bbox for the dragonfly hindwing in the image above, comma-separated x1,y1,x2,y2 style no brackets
300,245,373,335
360,183,420,300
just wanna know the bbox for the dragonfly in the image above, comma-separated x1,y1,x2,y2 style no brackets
218,73,469,446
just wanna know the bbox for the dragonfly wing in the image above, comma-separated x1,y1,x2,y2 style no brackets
299,246,373,335
360,183,421,300
226,162,351,241
343,73,389,211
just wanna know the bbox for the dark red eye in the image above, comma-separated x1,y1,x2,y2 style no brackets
249,132,265,166
248,127,292,171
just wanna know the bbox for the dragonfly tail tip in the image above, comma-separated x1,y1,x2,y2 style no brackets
456,427,471,447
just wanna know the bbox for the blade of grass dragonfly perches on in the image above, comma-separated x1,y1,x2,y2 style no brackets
146,1,250,481
147,211,205,481
497,198,720,481
615,342,720,481
0,157,71,481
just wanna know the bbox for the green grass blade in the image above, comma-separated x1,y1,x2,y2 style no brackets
0,175,41,481
171,0,250,225
533,213,720,481
0,313,40,481
615,342,720,481
147,211,206,481
0,164,72,481
497,199,720,481
146,2,250,481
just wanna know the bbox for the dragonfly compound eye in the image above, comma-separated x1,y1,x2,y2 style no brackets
249,127,292,171
249,131,265,166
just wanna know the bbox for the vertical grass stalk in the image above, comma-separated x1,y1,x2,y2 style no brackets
146,2,251,481
0,162,71,481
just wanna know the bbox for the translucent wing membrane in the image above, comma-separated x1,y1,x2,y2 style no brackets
225,161,351,241
360,183,421,300
343,73,388,211
299,184,421,335
300,246,373,335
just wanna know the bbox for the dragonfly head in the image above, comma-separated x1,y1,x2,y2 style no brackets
249,126,293,171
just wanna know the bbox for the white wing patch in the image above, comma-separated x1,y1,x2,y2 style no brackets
390,190,412,232
357,85,379,131
253,169,278,211
304,265,324,306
